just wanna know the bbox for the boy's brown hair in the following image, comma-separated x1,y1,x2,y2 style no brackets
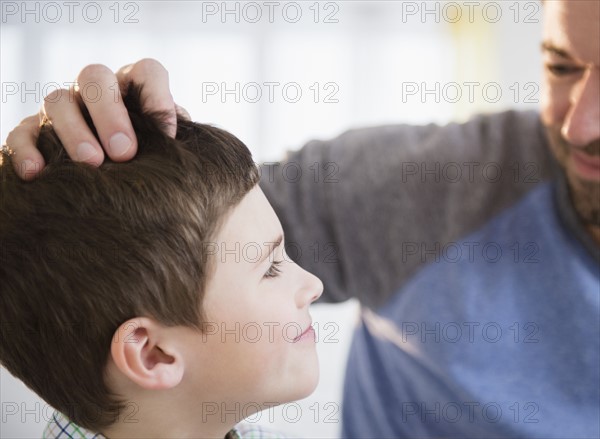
0,84,260,431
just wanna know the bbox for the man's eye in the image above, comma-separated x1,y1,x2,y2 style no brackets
546,64,582,77
264,260,283,279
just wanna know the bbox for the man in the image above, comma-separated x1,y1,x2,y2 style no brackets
3,0,598,437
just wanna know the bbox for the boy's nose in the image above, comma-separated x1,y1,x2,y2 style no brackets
296,268,324,308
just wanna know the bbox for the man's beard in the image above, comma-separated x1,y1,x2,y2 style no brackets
545,126,600,226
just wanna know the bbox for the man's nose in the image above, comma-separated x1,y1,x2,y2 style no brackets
562,68,600,147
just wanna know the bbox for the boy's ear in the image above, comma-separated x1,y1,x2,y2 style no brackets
110,317,184,390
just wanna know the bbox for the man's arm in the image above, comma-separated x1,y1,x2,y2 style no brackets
261,111,558,308
4,59,557,307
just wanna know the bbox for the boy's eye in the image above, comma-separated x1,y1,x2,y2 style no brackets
545,63,583,77
264,260,283,279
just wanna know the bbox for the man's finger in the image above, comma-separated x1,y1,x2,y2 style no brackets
5,114,46,181
76,63,138,161
42,88,105,166
116,58,177,138
175,104,191,121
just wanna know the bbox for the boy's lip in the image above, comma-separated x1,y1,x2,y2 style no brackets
294,322,315,342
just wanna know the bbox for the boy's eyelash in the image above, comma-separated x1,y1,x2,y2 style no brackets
264,260,283,279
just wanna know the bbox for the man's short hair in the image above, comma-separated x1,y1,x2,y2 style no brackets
0,84,260,431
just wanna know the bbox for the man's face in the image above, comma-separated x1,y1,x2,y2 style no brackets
541,0,600,225
177,185,323,413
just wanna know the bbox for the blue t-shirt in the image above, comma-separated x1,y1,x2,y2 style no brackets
342,181,600,438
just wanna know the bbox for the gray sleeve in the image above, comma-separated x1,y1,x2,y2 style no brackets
260,110,558,309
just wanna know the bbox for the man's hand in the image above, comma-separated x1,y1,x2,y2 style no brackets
4,58,178,180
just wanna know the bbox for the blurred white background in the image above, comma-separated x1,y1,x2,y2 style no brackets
1,1,542,438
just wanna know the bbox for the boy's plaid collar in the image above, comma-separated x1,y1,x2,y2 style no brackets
43,412,105,439
43,410,286,439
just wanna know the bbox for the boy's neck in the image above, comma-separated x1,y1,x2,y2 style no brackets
100,357,240,438
101,399,234,439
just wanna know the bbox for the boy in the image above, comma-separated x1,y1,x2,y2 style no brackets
0,84,323,438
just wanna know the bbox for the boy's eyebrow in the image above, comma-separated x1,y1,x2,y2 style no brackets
257,235,283,266
541,42,573,60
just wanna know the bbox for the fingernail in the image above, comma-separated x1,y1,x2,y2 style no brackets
22,159,38,176
76,142,98,161
109,132,132,157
